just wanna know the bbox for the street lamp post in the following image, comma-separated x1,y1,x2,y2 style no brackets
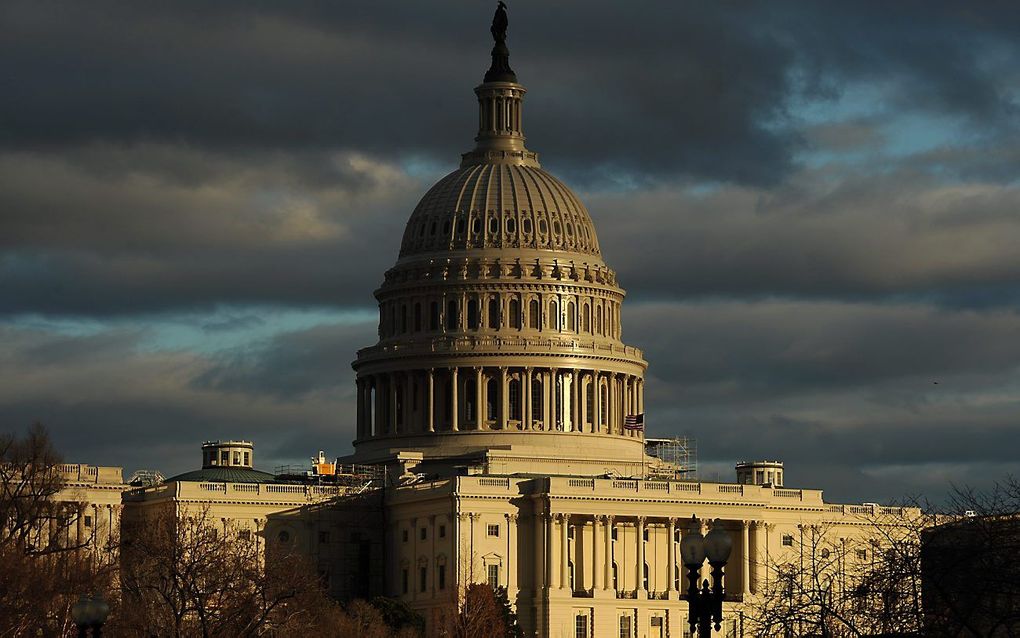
680,516,733,638
71,594,110,637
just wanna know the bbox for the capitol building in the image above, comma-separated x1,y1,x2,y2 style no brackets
112,8,917,638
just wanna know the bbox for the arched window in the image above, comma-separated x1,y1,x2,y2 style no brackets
390,306,396,337
429,301,439,331
509,298,521,329
596,305,603,335
582,304,591,333
414,303,422,332
529,299,540,329
531,378,543,420
612,563,619,591
549,300,559,330
600,384,608,425
400,305,408,333
508,379,521,420
567,301,576,331
643,563,649,591
467,298,479,329
446,299,459,331
487,296,500,329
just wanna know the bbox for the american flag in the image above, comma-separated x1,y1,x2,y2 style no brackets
623,413,644,430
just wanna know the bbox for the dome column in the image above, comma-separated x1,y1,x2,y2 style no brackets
374,375,385,436
389,374,398,434
592,371,602,433
450,367,459,431
499,367,509,430
550,367,559,430
523,367,533,430
570,368,579,433
356,378,366,438
474,367,484,429
426,369,435,432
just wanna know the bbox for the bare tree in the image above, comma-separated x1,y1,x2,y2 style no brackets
117,505,339,637
0,423,115,637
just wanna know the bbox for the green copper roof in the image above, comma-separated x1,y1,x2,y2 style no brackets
164,466,278,484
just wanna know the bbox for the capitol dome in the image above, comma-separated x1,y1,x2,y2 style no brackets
349,18,647,477
398,163,603,261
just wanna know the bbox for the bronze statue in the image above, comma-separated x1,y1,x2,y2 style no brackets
491,1,508,44
484,1,516,83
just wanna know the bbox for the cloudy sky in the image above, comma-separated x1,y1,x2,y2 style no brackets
3,1,1020,504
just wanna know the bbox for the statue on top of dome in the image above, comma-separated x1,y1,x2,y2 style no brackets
490,1,508,44
484,2,517,83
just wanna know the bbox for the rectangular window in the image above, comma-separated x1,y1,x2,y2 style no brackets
243,452,249,465
619,616,632,638
319,531,330,544
487,524,500,537
238,529,251,541
439,524,446,538
402,568,409,594
575,614,589,638
856,549,868,560
402,529,409,543
487,564,500,589
233,451,241,465
439,564,446,590
220,450,228,464
420,527,427,541
84,515,93,528
420,566,427,592
782,534,794,546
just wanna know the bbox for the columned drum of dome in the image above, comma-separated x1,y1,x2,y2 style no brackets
350,13,646,474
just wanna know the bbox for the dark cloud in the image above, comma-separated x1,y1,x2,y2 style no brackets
3,1,1020,503
193,322,374,399
3,1,1017,184
0,324,359,478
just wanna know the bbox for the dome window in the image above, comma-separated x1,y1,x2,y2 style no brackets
429,221,437,236
487,297,500,329
522,218,532,234
506,218,516,234
565,222,573,236
456,219,465,236
538,219,548,234
442,221,451,235
472,218,482,234
488,217,499,234
553,221,561,235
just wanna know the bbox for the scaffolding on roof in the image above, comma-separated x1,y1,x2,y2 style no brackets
644,436,697,480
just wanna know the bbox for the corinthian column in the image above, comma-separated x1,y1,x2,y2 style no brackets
426,369,435,432
499,367,509,430
636,516,647,597
593,516,604,590
474,367,484,428
506,513,518,599
667,517,677,596
742,520,751,596
604,515,615,592
450,367,459,431
560,513,570,591
570,368,579,432
356,378,365,438
524,367,533,430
